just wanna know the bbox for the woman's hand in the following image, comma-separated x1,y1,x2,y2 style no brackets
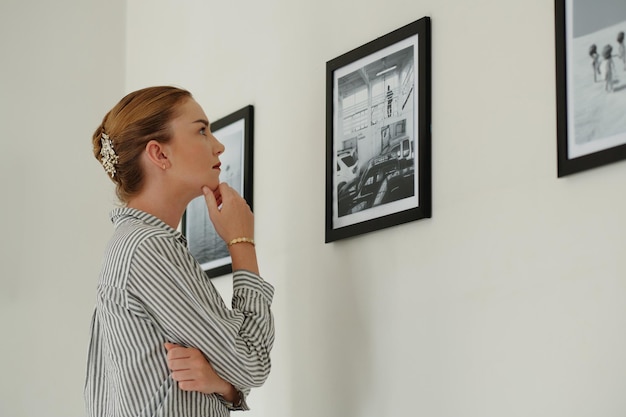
203,183,254,243
164,343,238,401
203,183,259,274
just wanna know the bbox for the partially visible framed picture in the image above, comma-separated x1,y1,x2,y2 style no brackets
555,0,626,177
182,105,254,278
325,17,431,243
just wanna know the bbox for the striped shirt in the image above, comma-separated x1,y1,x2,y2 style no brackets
84,208,274,417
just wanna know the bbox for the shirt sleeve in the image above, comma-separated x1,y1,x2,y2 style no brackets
126,234,275,391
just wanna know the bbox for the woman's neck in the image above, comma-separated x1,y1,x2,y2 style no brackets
127,191,189,230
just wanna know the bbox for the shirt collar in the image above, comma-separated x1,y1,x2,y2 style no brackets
110,207,187,245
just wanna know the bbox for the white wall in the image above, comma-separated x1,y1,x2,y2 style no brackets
4,0,626,416
0,1,125,416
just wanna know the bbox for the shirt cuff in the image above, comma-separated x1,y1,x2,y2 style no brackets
216,390,249,411
232,270,274,304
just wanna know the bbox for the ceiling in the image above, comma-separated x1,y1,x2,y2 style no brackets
337,45,414,96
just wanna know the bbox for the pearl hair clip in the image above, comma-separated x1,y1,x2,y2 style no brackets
100,132,119,177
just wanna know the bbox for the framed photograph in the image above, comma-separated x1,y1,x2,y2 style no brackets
325,17,431,243
182,105,254,278
555,0,626,177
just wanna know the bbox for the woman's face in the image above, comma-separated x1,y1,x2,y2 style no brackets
165,98,225,195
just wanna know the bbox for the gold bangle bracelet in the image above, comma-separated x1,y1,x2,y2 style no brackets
227,237,255,247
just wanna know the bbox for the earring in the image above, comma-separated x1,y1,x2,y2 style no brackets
162,164,166,170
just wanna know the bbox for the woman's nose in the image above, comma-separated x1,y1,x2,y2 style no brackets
212,134,225,155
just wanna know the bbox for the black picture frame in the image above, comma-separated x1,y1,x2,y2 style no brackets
555,0,626,177
182,105,254,278
325,17,431,243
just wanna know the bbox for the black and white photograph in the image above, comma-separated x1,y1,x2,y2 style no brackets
556,0,626,176
325,17,431,242
182,105,254,277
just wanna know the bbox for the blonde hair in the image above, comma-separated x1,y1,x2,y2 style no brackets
92,86,192,203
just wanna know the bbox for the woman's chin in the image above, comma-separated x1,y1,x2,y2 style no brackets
200,182,219,194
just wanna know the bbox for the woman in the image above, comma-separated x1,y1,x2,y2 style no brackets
601,44,616,93
618,31,625,70
84,86,274,416
589,44,600,82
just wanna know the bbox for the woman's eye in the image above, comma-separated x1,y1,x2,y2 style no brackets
200,127,207,136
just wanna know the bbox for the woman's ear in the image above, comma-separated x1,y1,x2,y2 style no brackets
145,140,169,170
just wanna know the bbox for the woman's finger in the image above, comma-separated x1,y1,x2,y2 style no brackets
171,369,195,381
203,186,219,215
